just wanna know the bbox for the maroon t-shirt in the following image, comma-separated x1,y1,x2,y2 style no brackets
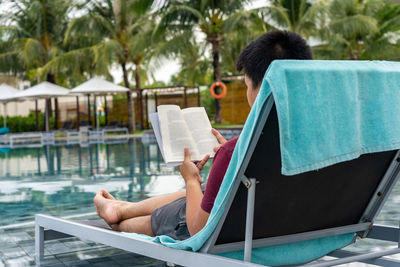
201,136,239,213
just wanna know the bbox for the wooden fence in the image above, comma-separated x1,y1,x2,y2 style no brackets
221,80,249,124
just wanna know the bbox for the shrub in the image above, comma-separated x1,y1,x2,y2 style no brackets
0,111,55,132
201,89,215,121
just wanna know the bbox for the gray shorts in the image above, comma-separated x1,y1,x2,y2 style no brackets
151,184,206,240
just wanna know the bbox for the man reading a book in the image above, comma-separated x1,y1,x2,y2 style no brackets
94,30,312,239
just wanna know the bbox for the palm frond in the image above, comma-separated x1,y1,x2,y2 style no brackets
0,50,23,73
153,30,194,59
265,4,292,30
93,39,123,75
20,38,45,67
128,0,156,15
330,15,378,39
64,14,115,47
39,46,94,76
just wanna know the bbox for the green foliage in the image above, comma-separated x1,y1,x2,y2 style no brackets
211,122,244,128
0,0,72,80
166,37,213,86
158,0,251,123
220,25,256,75
313,0,400,60
200,89,215,120
0,111,55,132
158,0,251,80
1,0,400,97
99,115,106,127
261,0,325,37
58,0,159,86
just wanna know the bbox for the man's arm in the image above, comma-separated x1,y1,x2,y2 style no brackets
185,180,209,236
179,148,210,236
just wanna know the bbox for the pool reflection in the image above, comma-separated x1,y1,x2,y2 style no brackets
0,138,211,227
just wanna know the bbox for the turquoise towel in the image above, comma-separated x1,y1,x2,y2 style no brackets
123,61,358,265
265,60,400,175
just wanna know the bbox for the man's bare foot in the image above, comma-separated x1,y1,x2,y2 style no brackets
111,224,120,231
93,190,121,225
100,189,115,200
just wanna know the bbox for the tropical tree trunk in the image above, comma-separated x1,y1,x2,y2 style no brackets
349,53,359,60
134,63,144,130
46,73,55,118
211,37,222,123
121,62,136,133
44,73,55,131
348,45,360,60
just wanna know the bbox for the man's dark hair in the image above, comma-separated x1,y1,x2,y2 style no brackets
236,30,312,89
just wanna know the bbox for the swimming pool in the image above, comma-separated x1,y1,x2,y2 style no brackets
0,139,212,227
0,138,399,265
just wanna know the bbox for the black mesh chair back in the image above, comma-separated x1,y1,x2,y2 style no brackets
216,106,397,244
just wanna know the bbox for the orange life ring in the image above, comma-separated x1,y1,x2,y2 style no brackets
210,82,227,99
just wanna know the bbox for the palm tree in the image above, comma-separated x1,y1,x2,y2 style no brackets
358,0,400,60
219,11,264,75
156,32,212,86
0,0,71,82
221,0,325,53
264,0,325,38
177,44,212,86
159,0,249,123
313,0,400,60
0,0,72,130
43,0,158,132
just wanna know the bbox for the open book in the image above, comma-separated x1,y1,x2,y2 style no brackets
149,105,219,166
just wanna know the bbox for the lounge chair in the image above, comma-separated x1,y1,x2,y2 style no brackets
87,120,128,144
0,127,10,145
79,120,91,127
35,61,400,266
53,121,78,140
74,119,92,139
104,120,121,128
0,131,55,147
102,120,129,135
0,127,10,135
53,120,74,133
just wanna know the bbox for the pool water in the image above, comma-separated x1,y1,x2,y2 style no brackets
0,139,212,227
0,138,399,265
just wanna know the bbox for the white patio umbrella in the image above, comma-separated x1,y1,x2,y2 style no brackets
14,81,69,132
0,84,19,127
71,77,130,94
70,77,130,130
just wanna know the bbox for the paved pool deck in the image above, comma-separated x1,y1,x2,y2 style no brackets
1,213,398,267
0,213,171,267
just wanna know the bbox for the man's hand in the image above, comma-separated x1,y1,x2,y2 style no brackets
179,148,210,184
179,148,210,236
211,128,227,153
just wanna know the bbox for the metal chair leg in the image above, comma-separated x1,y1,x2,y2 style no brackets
35,222,44,265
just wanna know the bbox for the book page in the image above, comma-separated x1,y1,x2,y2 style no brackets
182,107,219,158
158,105,200,163
149,113,167,161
